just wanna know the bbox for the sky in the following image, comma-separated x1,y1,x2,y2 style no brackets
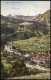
1,1,50,16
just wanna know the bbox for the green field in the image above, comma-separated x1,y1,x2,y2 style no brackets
12,34,50,53
2,61,12,69
7,72,50,79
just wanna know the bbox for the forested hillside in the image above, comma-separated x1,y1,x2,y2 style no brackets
1,10,50,45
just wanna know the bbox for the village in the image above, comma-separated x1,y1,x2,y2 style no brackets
1,40,50,71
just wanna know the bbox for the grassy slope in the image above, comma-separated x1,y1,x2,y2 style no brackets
35,10,50,31
7,72,50,79
2,61,12,69
13,34,50,52
1,10,50,45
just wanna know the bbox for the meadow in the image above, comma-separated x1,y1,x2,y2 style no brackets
7,72,50,79
12,34,50,54
2,61,12,69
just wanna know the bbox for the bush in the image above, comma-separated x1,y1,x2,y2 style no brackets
2,50,10,57
1,63,8,79
7,61,29,77
28,68,46,75
1,63,4,70
1,70,9,79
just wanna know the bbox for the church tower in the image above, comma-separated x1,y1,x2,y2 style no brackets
11,38,13,50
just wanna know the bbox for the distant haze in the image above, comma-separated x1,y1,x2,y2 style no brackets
1,1,50,16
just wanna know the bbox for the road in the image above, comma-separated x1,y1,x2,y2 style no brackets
25,63,50,71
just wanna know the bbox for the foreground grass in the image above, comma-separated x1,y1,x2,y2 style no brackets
2,61,12,69
7,72,50,79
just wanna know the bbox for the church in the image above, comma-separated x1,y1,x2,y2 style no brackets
5,39,21,56
5,39,13,52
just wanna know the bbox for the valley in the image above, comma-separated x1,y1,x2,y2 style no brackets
1,10,50,79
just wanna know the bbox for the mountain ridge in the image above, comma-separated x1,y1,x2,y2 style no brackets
6,14,42,21
1,10,50,45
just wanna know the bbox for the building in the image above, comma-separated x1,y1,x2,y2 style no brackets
24,53,31,57
5,39,21,56
5,39,13,52
2,57,7,62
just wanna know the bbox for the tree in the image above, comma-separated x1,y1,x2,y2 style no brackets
6,57,11,69
2,50,10,57
1,63,4,70
7,60,29,77
1,63,8,79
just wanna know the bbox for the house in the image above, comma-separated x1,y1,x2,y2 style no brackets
25,61,33,68
44,60,50,64
2,57,7,62
36,62,40,65
11,61,16,63
24,53,31,57
25,61,30,64
47,56,50,60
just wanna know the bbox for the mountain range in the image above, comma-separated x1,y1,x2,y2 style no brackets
35,10,50,31
7,14,41,21
1,10,50,45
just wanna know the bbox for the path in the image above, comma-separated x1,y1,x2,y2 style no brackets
25,63,50,71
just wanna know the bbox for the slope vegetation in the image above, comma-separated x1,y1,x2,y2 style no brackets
1,10,50,45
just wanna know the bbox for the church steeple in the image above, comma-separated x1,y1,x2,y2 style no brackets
11,38,13,50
